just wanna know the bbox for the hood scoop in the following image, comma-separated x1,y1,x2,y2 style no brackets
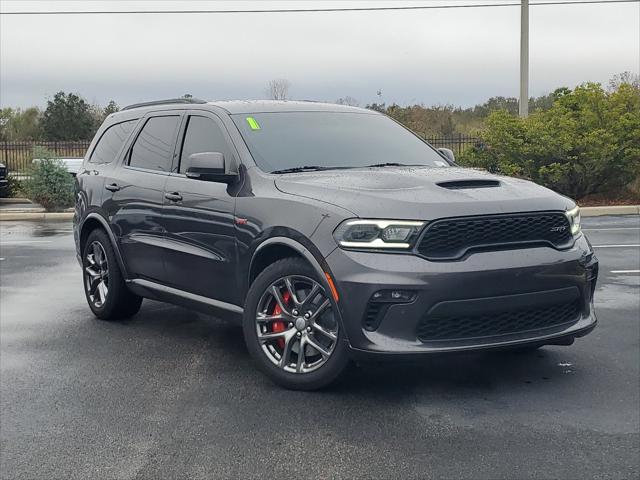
437,179,501,190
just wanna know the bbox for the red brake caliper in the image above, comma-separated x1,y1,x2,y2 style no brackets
271,291,290,349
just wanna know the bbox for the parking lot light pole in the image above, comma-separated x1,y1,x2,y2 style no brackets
520,0,529,118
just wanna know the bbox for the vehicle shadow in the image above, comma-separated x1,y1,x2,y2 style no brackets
333,348,564,395
115,300,578,398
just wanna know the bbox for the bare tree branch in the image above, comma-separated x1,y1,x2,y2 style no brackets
265,79,291,100
335,96,359,106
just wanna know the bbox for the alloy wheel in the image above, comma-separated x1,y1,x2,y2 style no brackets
255,275,339,373
85,241,109,308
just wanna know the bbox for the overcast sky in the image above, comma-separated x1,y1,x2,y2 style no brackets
1,0,638,109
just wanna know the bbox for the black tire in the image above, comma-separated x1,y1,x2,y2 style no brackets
243,257,349,390
82,228,142,320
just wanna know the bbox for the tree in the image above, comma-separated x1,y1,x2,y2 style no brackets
609,71,640,91
103,100,119,117
365,102,386,113
265,79,291,100
459,82,640,199
335,96,359,106
0,107,42,141
0,110,9,141
41,91,97,140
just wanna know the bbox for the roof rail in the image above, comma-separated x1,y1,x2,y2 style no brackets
122,98,208,111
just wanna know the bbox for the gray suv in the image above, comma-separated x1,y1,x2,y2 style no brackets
73,98,598,390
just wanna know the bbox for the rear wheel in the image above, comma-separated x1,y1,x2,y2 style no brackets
243,257,349,390
82,229,142,320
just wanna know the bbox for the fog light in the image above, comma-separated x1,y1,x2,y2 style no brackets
370,289,416,303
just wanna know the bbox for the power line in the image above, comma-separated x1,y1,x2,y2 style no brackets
1,0,637,15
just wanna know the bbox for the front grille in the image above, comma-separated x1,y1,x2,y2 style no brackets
417,300,581,343
417,212,572,260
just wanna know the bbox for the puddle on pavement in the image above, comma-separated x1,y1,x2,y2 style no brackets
595,282,640,310
0,221,73,239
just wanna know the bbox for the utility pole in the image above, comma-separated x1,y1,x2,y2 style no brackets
519,0,529,117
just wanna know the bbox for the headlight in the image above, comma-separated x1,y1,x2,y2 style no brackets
333,219,425,249
565,205,581,236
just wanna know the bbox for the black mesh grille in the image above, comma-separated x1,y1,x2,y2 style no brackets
417,300,581,343
363,303,386,331
417,212,572,260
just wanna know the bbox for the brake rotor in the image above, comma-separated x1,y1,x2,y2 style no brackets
269,288,319,357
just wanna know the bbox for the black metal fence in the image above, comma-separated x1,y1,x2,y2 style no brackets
1,135,480,173
421,134,480,157
1,141,92,173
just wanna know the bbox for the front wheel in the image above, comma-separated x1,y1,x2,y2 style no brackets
243,257,349,390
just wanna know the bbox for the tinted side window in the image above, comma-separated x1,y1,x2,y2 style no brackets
129,116,180,172
179,116,232,173
89,120,137,164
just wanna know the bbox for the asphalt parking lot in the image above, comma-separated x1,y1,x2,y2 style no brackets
1,215,638,479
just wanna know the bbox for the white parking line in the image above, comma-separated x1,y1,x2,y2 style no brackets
593,244,640,248
611,270,640,274
583,227,640,231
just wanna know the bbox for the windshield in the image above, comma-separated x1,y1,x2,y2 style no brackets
231,111,450,173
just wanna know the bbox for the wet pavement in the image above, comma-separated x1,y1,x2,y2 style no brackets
1,216,639,479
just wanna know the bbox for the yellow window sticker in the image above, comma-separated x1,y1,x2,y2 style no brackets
246,117,261,130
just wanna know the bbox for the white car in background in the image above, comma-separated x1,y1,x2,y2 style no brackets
32,157,83,176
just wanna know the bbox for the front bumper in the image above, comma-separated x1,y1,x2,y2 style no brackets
325,234,598,355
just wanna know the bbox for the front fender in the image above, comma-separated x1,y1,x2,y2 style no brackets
248,235,333,290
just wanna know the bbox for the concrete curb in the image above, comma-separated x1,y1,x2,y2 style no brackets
0,212,74,221
581,205,640,217
0,198,32,205
0,205,637,222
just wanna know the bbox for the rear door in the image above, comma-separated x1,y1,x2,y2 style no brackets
102,111,182,282
161,111,240,304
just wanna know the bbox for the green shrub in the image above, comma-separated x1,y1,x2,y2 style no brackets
22,147,74,211
459,83,640,199
6,175,24,198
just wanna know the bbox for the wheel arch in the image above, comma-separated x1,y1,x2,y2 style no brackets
79,213,129,279
247,237,339,302
246,236,347,344
249,237,327,284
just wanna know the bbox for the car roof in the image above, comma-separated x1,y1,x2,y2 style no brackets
105,99,378,126
207,100,375,115
117,99,376,115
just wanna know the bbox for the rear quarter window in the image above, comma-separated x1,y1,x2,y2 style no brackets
89,119,138,164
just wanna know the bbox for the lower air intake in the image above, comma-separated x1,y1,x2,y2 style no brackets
417,300,581,343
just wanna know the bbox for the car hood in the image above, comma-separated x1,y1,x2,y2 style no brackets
274,167,573,219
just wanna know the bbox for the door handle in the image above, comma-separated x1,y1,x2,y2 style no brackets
164,192,183,202
105,183,121,192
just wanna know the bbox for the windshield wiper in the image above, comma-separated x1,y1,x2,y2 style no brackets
366,162,416,168
271,165,346,174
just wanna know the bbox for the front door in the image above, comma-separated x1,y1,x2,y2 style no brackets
161,112,239,305
103,112,182,282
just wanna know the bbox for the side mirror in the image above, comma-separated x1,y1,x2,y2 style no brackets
185,152,236,183
438,148,456,164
